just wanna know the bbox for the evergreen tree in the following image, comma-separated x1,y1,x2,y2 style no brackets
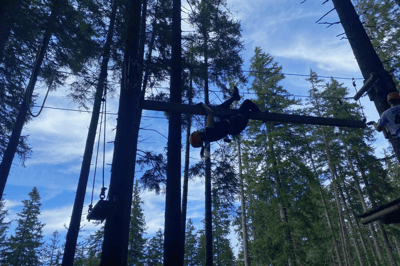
184,219,200,266
241,47,300,265
4,187,45,266
84,227,104,266
42,230,62,266
146,229,164,266
211,189,236,266
0,198,10,264
127,181,147,266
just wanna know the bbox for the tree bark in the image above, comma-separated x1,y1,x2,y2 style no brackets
237,138,249,266
99,0,143,263
181,68,193,263
331,0,400,163
61,1,117,265
202,2,213,264
163,0,183,262
0,5,57,200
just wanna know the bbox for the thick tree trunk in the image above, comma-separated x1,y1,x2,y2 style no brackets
163,0,182,262
331,0,400,163
202,4,213,264
237,138,249,266
61,2,117,265
99,0,143,263
0,6,57,200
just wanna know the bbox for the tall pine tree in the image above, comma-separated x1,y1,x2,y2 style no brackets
4,187,45,266
127,181,147,266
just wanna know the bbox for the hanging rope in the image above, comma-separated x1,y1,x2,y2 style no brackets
100,82,107,200
27,71,55,117
89,96,106,212
337,98,354,120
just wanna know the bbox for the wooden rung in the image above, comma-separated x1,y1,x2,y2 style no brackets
140,100,366,128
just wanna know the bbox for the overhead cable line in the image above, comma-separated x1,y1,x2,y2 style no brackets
32,105,168,119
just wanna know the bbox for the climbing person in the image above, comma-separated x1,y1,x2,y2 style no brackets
372,92,400,137
189,86,266,157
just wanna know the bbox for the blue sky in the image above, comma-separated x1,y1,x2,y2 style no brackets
3,0,389,258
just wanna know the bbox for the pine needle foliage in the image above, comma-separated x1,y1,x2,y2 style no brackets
4,187,45,266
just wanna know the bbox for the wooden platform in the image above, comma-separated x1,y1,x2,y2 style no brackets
140,100,366,128
87,200,114,222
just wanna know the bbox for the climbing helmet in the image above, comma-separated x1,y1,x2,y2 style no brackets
189,131,203,148
387,92,400,101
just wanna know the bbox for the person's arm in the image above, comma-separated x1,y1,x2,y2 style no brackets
373,122,385,132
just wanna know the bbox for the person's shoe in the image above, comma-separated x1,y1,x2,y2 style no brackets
232,86,241,101
223,137,232,143
197,102,214,114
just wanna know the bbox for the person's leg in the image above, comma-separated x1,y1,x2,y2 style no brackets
217,86,241,109
238,99,263,116
198,103,214,128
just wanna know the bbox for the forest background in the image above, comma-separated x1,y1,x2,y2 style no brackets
1,0,399,265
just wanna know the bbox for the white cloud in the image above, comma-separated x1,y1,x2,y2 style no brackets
40,205,72,236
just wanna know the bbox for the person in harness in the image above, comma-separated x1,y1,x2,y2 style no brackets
372,92,400,138
189,86,266,157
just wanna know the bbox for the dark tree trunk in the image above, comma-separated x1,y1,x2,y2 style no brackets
0,6,57,200
181,68,193,262
61,1,118,265
138,0,147,83
163,0,183,263
331,0,400,163
237,138,249,266
202,3,213,264
99,0,143,263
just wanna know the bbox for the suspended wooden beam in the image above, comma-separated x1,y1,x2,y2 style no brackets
354,73,378,101
140,100,366,128
359,197,400,225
